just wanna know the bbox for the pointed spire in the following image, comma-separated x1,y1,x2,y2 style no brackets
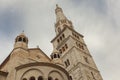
56,4,59,8
56,4,62,11
55,4,66,22
56,4,61,10
54,5,74,35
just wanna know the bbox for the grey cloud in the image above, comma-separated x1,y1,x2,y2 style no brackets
0,5,25,37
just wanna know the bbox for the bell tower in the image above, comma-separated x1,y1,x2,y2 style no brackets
14,32,28,49
51,5,103,80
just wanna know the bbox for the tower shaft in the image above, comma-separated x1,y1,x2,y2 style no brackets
51,5,103,80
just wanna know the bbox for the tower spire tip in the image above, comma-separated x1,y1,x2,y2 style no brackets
56,4,59,8
22,30,24,33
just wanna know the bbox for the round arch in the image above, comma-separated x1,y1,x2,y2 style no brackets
48,70,64,80
20,68,44,80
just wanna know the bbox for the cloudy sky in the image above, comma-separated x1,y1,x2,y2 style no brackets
0,0,120,80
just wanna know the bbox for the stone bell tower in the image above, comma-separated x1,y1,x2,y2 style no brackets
14,32,28,49
51,5,103,80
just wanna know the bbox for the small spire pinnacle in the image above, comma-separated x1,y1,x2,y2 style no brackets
37,45,39,48
22,30,24,33
20,30,25,36
56,4,59,8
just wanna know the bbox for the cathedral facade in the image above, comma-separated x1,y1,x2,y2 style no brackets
0,5,103,80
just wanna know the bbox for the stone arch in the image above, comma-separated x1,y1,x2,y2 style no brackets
21,68,44,80
18,37,22,42
48,70,64,80
23,37,26,43
22,78,27,80
38,76,43,80
48,76,53,80
29,76,35,80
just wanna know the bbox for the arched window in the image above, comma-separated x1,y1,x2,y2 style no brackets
23,78,27,80
54,54,57,58
38,76,43,80
65,44,68,49
74,34,77,38
62,47,65,52
62,34,65,38
48,76,53,80
78,44,81,48
91,72,95,79
77,36,79,39
18,37,22,41
81,45,84,50
57,39,60,43
70,76,72,80
67,59,70,65
59,49,62,54
30,76,35,80
58,54,60,58
84,57,89,63
55,78,59,80
23,38,26,42
60,36,62,40
58,27,61,33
